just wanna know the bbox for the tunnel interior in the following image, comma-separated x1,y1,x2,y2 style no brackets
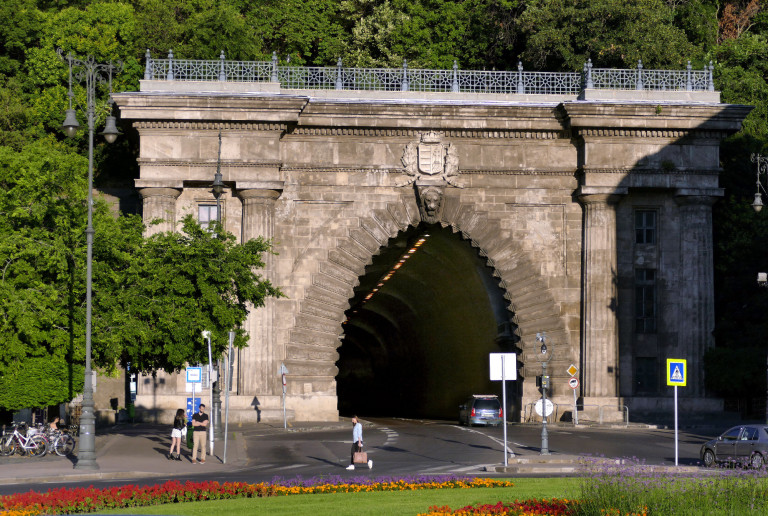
336,224,521,421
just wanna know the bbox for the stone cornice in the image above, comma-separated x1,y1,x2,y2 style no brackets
137,158,282,168
580,167,720,175
282,166,575,176
562,103,754,133
133,121,286,131
289,127,569,139
575,128,729,139
462,169,576,175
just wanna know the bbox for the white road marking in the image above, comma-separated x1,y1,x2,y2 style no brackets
454,425,519,454
378,426,398,447
280,463,309,470
248,463,277,470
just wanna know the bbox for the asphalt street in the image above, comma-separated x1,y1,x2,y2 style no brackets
0,417,736,495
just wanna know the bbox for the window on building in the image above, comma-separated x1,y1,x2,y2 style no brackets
635,210,657,244
198,204,219,230
635,268,656,333
635,357,658,394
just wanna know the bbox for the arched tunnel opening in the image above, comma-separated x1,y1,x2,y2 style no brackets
336,224,522,421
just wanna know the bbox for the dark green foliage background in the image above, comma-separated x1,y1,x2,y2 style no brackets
0,0,767,409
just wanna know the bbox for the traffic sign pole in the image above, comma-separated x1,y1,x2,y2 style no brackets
489,353,517,465
501,356,508,466
666,358,686,467
674,385,679,466
568,377,579,426
567,366,579,426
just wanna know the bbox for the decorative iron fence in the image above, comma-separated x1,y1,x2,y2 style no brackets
143,50,715,94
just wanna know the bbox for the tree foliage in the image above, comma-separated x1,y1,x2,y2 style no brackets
1,0,768,406
100,216,282,374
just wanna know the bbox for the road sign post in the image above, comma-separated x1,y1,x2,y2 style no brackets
490,353,517,466
666,358,687,466
567,365,579,426
223,331,235,464
280,363,289,429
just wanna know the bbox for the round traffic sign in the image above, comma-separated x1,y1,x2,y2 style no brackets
534,398,554,417
568,377,579,390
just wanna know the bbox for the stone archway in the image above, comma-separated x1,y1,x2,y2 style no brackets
284,191,568,421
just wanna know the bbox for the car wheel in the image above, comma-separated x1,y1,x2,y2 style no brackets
703,449,715,468
750,453,764,469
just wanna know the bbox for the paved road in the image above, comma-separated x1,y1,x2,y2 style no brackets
0,418,727,496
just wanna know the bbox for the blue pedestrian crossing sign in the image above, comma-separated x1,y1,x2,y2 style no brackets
666,359,687,387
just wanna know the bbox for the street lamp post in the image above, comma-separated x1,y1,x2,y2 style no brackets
751,153,768,424
210,133,224,440
751,153,768,214
752,153,768,287
59,50,121,470
536,333,553,455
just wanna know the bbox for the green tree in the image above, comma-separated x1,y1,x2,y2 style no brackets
517,0,697,69
0,138,91,410
104,215,283,374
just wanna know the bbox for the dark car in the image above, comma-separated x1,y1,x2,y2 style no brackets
700,425,768,468
458,395,502,426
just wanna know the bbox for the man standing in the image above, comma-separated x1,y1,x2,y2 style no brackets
191,403,209,464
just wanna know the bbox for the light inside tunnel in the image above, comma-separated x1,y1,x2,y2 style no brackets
336,224,520,420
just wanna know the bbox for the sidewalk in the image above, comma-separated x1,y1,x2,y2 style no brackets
0,424,250,485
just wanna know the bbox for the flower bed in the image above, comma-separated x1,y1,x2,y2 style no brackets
421,498,577,515
0,475,513,515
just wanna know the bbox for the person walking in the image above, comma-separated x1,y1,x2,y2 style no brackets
191,404,209,464
168,408,185,461
346,415,372,470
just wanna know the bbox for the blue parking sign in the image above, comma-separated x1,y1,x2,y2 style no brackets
186,397,201,422
666,359,687,387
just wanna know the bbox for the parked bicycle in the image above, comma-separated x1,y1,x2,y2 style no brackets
0,422,47,457
45,428,76,457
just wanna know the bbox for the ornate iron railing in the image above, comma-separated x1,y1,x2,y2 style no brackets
143,50,715,94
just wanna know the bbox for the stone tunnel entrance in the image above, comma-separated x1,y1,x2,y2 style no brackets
336,223,520,421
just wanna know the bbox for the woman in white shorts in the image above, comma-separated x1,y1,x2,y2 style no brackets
169,408,186,460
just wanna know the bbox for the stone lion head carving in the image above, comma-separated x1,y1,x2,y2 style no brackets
417,185,444,223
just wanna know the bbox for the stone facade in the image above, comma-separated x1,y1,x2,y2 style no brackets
114,82,751,423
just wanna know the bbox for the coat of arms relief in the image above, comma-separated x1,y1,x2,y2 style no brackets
400,131,462,223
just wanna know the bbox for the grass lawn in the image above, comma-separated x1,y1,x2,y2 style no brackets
103,478,580,515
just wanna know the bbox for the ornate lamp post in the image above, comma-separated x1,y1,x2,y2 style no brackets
536,332,554,455
210,133,224,440
59,50,121,470
751,153,768,424
751,153,768,214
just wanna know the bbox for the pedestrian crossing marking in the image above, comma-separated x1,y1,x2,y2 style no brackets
666,358,687,386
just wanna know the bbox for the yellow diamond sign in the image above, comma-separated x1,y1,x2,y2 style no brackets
567,364,578,377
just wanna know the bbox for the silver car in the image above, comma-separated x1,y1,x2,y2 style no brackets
700,425,768,468
458,395,502,427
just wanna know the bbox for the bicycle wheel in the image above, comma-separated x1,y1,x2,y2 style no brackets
54,434,75,456
27,435,47,457
0,436,17,456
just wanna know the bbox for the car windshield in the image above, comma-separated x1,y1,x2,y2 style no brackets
474,399,500,410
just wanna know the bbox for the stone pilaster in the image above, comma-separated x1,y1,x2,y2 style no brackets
236,187,282,395
137,188,182,236
674,192,720,397
578,190,624,398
